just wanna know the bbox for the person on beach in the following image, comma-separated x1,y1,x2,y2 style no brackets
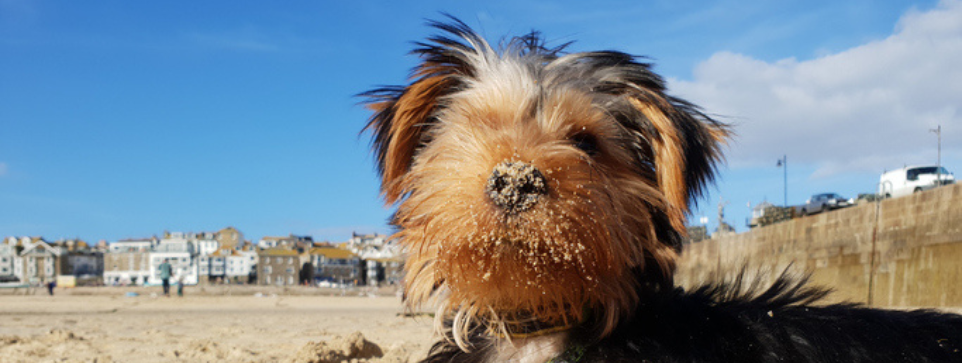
159,259,172,297
176,274,184,297
45,279,56,296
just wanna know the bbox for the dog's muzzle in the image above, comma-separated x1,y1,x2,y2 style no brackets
485,161,548,213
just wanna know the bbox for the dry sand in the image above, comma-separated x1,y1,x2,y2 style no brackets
0,287,435,363
4,286,959,363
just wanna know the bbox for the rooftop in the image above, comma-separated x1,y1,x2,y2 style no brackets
309,247,355,259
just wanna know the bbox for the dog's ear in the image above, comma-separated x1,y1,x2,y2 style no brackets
627,95,729,229
362,75,459,203
571,52,728,225
362,19,481,204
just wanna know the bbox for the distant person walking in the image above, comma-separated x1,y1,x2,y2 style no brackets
176,275,184,297
46,279,56,296
159,259,172,297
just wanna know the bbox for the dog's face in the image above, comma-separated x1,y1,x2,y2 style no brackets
365,20,728,338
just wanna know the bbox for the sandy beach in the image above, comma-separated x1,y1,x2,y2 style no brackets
0,287,435,363
4,286,959,363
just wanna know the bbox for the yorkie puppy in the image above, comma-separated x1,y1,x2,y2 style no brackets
364,18,962,363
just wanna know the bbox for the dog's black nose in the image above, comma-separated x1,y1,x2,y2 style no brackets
486,161,548,213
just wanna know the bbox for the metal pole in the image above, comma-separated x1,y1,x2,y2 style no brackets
937,125,941,185
783,155,788,207
931,125,942,186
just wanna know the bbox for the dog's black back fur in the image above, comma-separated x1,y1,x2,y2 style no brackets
421,273,962,363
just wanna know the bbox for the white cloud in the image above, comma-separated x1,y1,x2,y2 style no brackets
670,0,962,178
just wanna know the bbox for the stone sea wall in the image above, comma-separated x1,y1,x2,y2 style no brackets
677,183,962,307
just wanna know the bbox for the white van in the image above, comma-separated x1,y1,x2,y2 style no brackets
878,165,955,198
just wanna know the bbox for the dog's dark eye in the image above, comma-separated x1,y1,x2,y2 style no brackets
570,132,599,156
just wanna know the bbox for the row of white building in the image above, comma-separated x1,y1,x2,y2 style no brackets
3,227,399,287
104,228,400,287
1,237,102,285
106,227,269,286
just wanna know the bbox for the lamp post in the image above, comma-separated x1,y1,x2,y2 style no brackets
930,125,942,185
776,155,787,207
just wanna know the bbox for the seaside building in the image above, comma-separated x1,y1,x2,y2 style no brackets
225,248,256,283
104,250,150,285
0,251,14,282
63,250,103,280
346,232,388,258
215,226,244,250
198,247,253,284
102,228,249,286
108,237,157,253
256,236,283,249
15,238,64,285
337,232,405,286
257,248,301,286
53,238,104,285
194,232,220,257
104,237,155,286
308,247,362,285
197,254,219,283
257,234,313,252
0,237,18,282
365,257,404,287
149,233,198,285
191,228,253,284
2,228,410,287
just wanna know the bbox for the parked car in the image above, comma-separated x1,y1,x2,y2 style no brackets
798,193,853,215
878,165,955,199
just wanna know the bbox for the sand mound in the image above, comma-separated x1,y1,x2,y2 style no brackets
166,338,259,362
290,332,385,363
45,328,83,343
1,295,436,363
0,329,112,363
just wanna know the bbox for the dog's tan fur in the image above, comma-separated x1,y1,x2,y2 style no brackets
364,19,728,351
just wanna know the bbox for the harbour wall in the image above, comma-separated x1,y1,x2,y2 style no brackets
676,183,962,307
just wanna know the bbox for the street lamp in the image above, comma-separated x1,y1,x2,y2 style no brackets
776,155,787,207
930,125,942,186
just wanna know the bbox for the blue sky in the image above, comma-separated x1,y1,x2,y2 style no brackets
2,0,959,243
